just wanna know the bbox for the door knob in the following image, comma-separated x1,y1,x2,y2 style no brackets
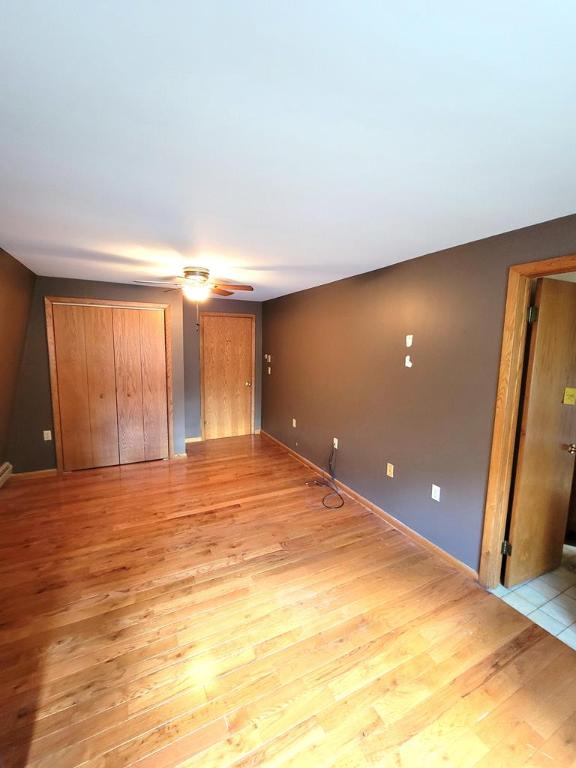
568,444,576,455
245,381,252,387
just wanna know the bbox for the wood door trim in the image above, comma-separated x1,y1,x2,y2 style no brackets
479,253,576,587
199,312,256,441
45,296,175,471
46,296,169,311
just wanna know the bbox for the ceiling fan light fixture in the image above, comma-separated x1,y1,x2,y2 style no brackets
182,283,211,302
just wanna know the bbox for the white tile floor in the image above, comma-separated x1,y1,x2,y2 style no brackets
490,545,576,650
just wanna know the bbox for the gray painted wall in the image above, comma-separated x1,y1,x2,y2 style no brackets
0,249,35,465
183,298,262,438
262,213,576,571
9,277,186,472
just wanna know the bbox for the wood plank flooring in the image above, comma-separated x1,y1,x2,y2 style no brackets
1,434,576,767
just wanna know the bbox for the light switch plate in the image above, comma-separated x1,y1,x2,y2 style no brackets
292,418,297,428
386,462,394,478
431,484,441,502
43,430,52,442
333,437,339,450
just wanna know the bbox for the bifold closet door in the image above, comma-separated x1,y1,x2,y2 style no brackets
113,308,169,464
52,304,119,471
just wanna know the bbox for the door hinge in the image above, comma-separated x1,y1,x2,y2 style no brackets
501,540,512,556
527,305,539,324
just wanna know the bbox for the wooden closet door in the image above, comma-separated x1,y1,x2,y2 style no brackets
140,309,169,460
53,304,92,470
113,308,146,464
53,304,118,470
84,307,119,468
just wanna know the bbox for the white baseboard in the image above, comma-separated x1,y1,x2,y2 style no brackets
260,430,478,581
0,462,13,488
185,437,203,444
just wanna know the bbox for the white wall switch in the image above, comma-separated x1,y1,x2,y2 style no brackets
405,355,413,368
431,484,441,502
267,366,272,375
406,334,414,348
386,462,394,478
43,430,52,442
333,437,339,450
292,418,297,428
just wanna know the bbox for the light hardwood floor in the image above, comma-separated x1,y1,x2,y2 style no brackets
1,435,576,767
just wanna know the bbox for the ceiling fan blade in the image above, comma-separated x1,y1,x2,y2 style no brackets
133,277,184,285
211,287,234,297
213,282,254,291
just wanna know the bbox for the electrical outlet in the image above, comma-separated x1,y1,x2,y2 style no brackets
386,462,394,478
431,484,441,502
43,430,52,442
406,334,414,348
292,418,297,428
405,355,413,368
267,366,272,375
333,437,339,450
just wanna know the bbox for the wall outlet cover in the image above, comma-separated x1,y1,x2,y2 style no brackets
386,462,394,478
292,418,297,428
333,437,339,450
43,430,52,442
431,484,441,502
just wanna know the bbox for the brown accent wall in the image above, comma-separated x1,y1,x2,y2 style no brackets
262,213,576,571
8,277,263,472
0,249,35,465
8,277,186,472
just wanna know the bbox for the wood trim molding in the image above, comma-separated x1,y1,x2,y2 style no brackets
45,296,169,311
9,468,58,481
44,296,175,471
199,312,257,439
479,252,576,587
261,430,478,581
0,462,13,488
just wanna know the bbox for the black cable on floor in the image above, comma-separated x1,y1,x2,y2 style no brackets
306,444,345,509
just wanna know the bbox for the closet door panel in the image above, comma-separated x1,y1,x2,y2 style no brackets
113,308,145,464
140,309,169,460
83,306,119,467
52,304,92,470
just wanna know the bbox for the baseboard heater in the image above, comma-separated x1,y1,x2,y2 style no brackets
0,462,13,488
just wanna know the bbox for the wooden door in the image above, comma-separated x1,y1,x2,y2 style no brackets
113,308,146,464
52,304,119,471
505,278,576,586
201,314,254,439
83,307,120,467
139,309,169,460
113,308,169,464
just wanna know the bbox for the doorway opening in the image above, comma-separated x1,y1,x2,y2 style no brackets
200,312,256,440
479,255,576,646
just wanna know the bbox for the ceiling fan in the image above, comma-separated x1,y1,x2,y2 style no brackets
134,266,254,301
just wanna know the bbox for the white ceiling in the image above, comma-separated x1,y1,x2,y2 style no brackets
1,2,576,302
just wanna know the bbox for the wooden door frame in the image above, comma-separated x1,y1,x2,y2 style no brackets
199,312,256,441
45,296,175,472
479,253,576,587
